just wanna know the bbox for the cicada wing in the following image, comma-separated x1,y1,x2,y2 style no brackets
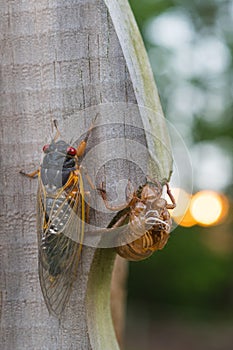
37,178,50,271
38,234,81,317
36,173,84,317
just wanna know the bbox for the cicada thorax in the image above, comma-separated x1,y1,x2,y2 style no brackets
40,140,80,278
115,181,173,261
41,140,77,191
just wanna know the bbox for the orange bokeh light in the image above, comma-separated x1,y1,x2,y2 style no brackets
169,188,196,227
173,207,197,227
170,188,229,228
190,191,229,227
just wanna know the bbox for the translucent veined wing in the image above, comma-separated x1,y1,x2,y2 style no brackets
37,171,85,317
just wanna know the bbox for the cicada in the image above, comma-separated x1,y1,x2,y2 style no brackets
99,180,176,261
20,119,96,317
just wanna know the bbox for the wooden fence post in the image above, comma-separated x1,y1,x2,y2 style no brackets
0,0,172,349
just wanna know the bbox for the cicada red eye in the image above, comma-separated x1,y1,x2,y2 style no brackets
43,144,50,153
67,147,77,156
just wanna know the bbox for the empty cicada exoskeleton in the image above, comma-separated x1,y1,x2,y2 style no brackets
100,180,176,261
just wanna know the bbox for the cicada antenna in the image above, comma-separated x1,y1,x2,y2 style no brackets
53,119,61,141
76,113,99,157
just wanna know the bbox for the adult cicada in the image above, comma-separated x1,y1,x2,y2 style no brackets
21,119,96,317
99,180,176,261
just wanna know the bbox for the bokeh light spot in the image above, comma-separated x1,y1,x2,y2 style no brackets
168,188,196,227
190,191,228,226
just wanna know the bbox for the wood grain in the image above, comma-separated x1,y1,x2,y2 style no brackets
0,0,172,349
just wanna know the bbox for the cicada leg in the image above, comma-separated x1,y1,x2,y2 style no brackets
109,211,129,229
98,180,134,212
74,114,99,190
165,183,176,209
20,169,39,178
84,191,91,224
125,179,135,202
79,165,95,190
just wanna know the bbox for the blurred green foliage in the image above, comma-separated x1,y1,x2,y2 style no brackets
127,0,233,324
128,227,233,321
129,0,233,192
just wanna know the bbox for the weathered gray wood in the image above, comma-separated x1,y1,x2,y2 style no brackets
0,0,172,349
104,0,173,183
